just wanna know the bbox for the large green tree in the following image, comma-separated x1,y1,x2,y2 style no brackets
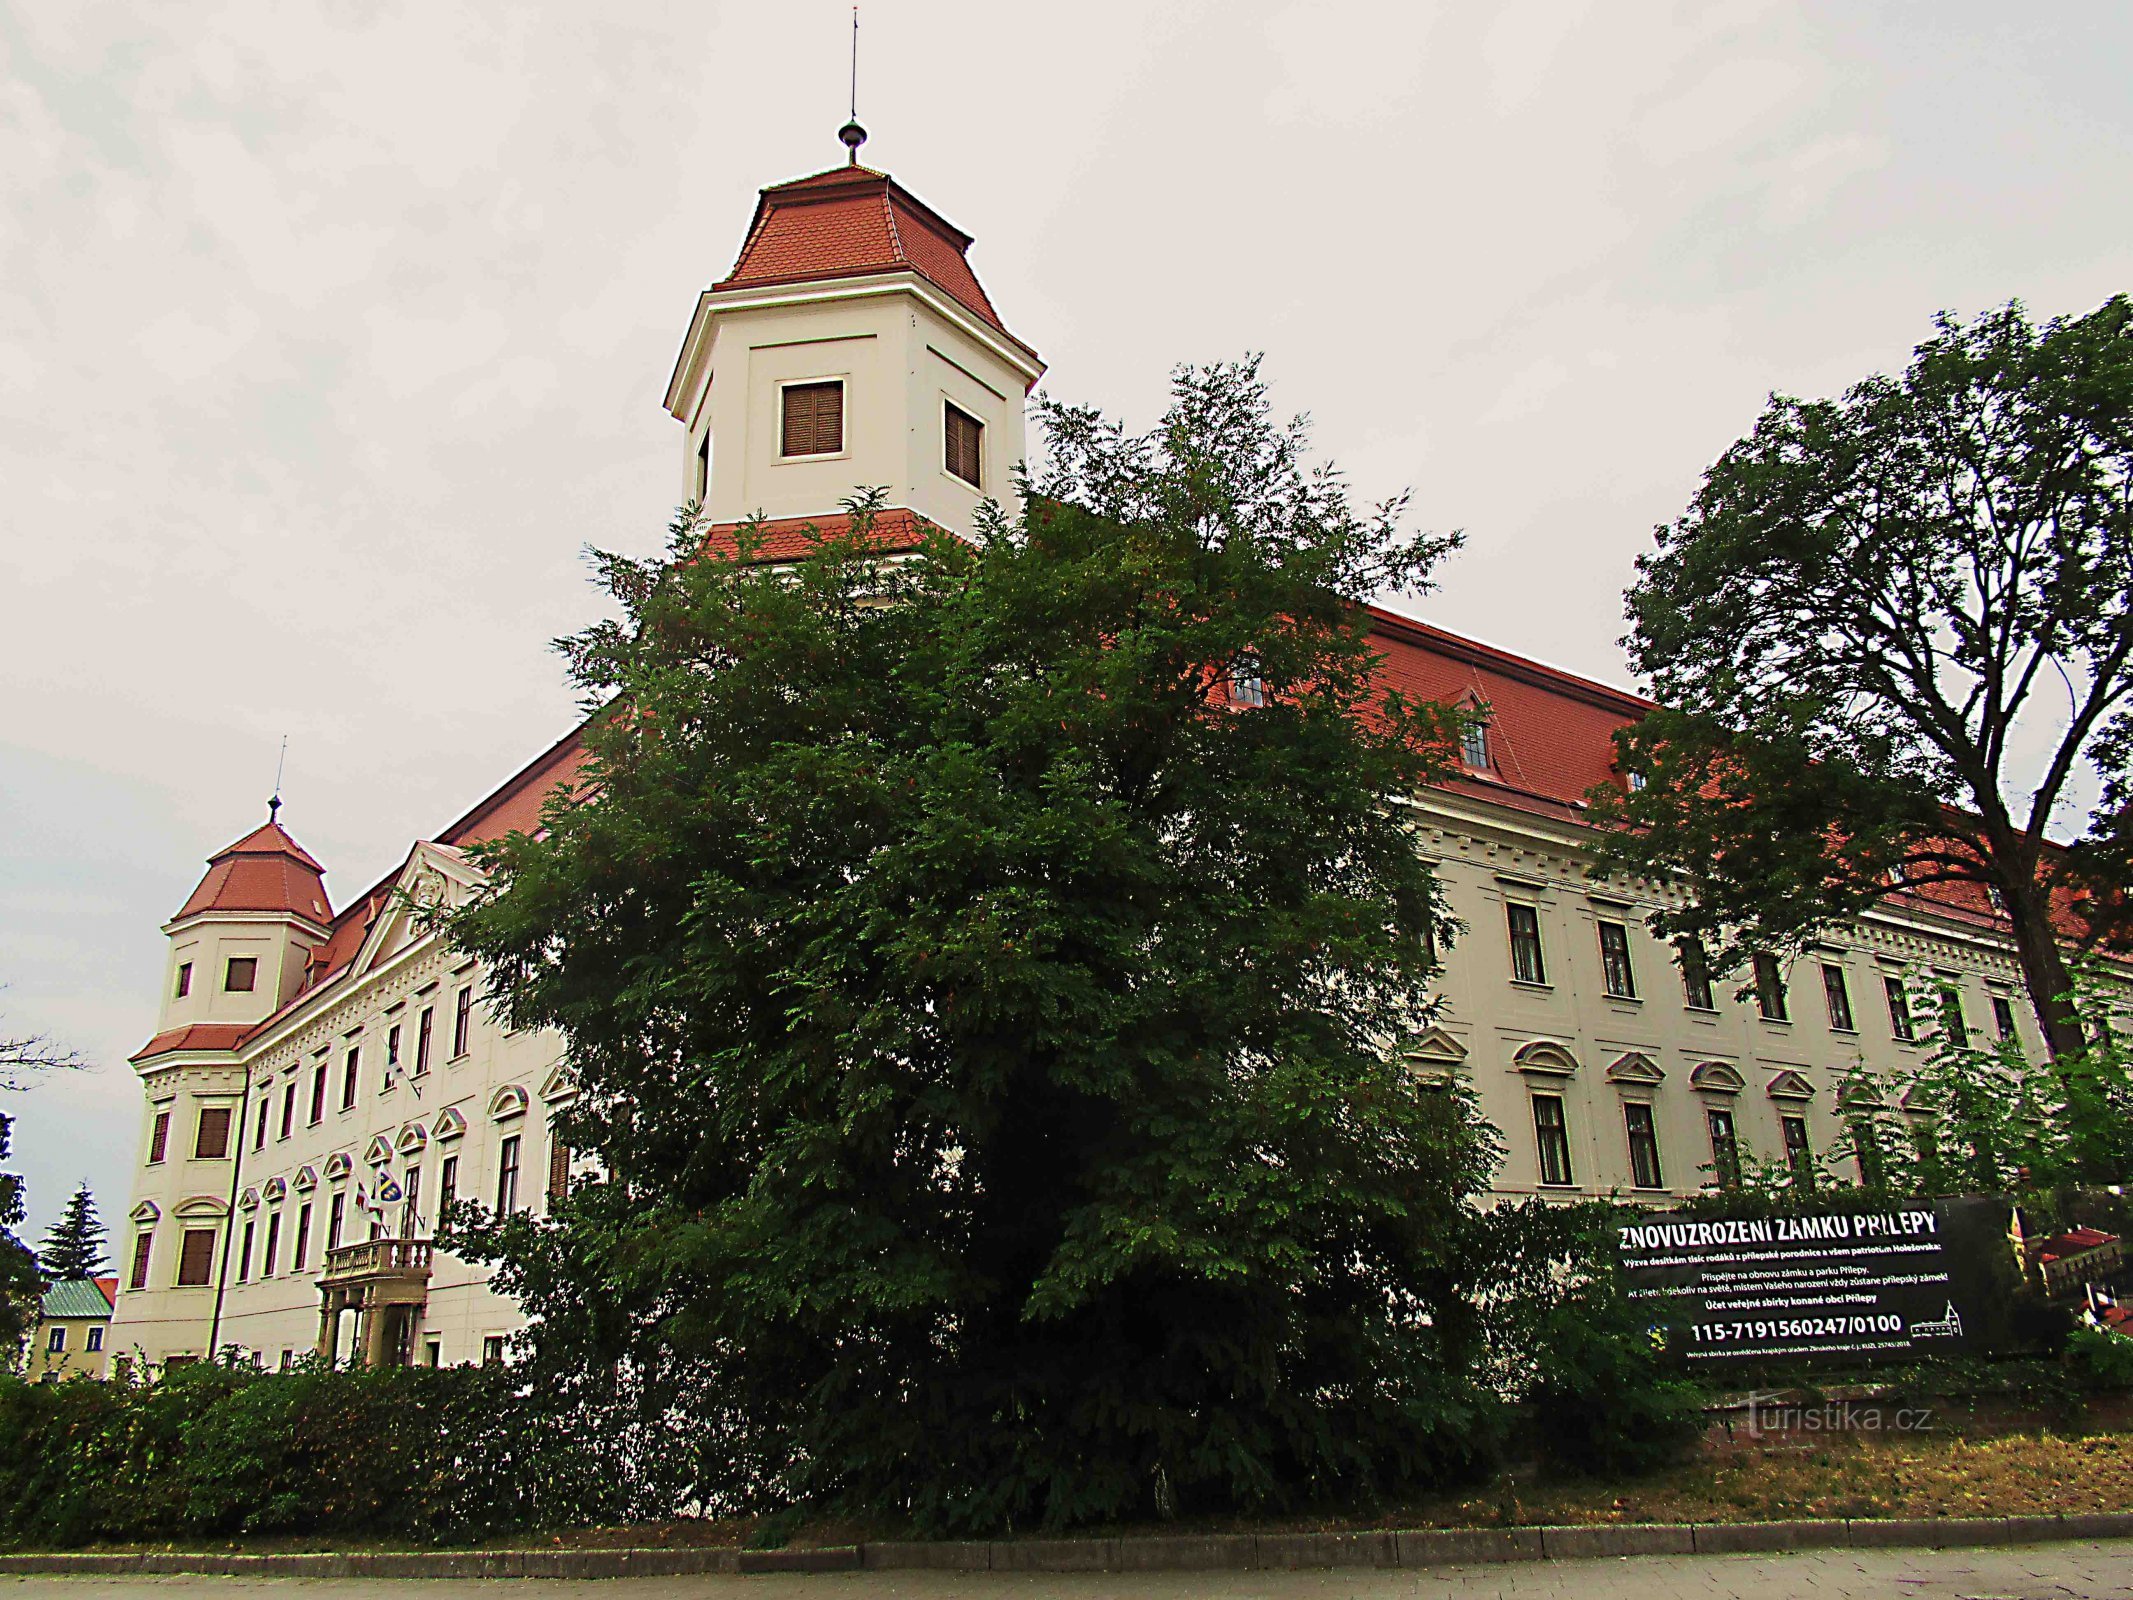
1595,298,2133,1060
38,1183,107,1281
447,361,1512,1530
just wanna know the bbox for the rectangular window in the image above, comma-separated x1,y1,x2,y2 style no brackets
310,1062,328,1125
547,1135,571,1205
129,1232,153,1291
944,401,983,487
496,1136,521,1213
1228,653,1266,707
175,1228,216,1287
439,1154,458,1217
86,1326,103,1353
1678,938,1715,1011
482,1334,505,1365
239,1220,254,1281
327,1191,345,1252
149,1110,171,1165
402,1166,421,1237
1885,974,1915,1041
279,1082,296,1140
342,1048,359,1110
387,1024,401,1072
1992,995,2018,1040
1707,1107,1740,1188
1460,718,1489,770
415,1008,434,1076
1781,1114,1814,1190
1753,953,1789,1022
1821,964,1855,1031
293,1203,312,1271
194,1107,231,1160
452,986,473,1058
48,1326,65,1353
694,432,710,501
1624,1102,1663,1189
224,956,257,993
262,1211,281,1276
1531,1094,1574,1186
174,961,192,999
1597,920,1637,999
1940,988,1970,1047
779,379,844,457
1852,1119,1885,1188
255,1093,270,1150
1507,903,1547,985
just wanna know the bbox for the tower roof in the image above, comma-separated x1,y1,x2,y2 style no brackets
715,164,1028,352
173,815,331,924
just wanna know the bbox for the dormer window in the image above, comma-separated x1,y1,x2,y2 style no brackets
1460,712,1490,770
944,402,983,487
780,380,844,458
1228,653,1266,707
225,956,257,993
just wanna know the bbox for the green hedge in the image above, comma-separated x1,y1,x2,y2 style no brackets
0,1360,699,1549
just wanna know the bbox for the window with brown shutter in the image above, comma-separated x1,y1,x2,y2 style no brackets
547,1135,570,1204
225,956,257,992
176,1228,216,1287
780,381,844,457
148,1110,171,1165
129,1231,153,1290
944,402,982,487
194,1106,231,1160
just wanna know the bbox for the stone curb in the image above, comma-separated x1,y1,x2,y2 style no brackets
5,1513,2133,1579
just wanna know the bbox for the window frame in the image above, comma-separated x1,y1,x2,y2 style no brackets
224,955,258,993
496,1135,521,1214
777,378,847,459
452,986,473,1059
1623,1101,1664,1189
1992,995,2019,1041
1506,902,1547,986
1706,1106,1740,1188
129,1231,153,1291
175,1227,217,1288
262,1210,281,1277
342,1047,360,1111
1753,953,1790,1022
1597,919,1638,1000
1781,1114,1814,1190
148,1109,171,1165
194,1106,232,1160
1678,937,1716,1012
174,961,192,999
1884,974,1916,1041
1821,963,1855,1032
943,399,984,488
1531,1093,1574,1187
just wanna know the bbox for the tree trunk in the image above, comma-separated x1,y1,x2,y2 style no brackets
2005,887,2086,1062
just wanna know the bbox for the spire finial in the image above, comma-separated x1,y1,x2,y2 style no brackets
838,7,866,165
269,735,286,824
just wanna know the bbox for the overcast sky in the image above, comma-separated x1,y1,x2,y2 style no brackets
4,0,2131,1241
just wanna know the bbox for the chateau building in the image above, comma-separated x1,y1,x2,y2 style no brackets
109,146,2092,1371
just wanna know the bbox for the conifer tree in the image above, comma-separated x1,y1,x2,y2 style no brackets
38,1182,108,1280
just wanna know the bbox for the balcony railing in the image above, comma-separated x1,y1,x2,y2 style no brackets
319,1238,433,1284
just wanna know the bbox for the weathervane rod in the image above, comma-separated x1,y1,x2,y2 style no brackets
838,9,869,166
270,735,287,821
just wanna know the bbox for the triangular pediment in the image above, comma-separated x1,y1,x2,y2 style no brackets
344,842,485,982
1606,1052,1665,1085
1767,1069,1816,1102
1402,1028,1468,1068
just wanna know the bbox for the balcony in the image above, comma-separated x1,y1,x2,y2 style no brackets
320,1237,432,1286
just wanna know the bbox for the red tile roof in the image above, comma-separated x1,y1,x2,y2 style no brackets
693,508,935,566
173,818,331,924
130,1022,252,1062
717,165,1031,356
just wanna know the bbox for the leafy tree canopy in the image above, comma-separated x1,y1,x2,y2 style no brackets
1594,298,2133,1058
39,1183,108,1282
445,360,1550,1530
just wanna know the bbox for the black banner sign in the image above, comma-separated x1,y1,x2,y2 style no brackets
1618,1201,2007,1364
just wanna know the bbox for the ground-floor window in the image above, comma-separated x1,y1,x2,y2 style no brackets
1782,1114,1815,1189
1706,1106,1740,1187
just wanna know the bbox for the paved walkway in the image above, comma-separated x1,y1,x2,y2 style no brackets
6,1540,2133,1599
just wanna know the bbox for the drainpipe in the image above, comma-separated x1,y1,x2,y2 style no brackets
204,1054,253,1362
